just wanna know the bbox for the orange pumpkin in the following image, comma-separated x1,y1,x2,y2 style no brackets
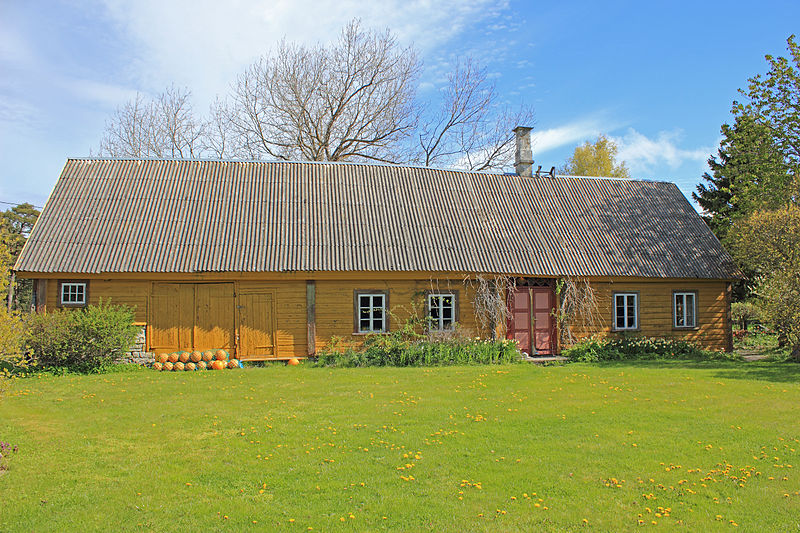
227,359,240,369
197,360,207,370
189,351,201,363
179,352,190,363
287,358,300,366
153,362,163,371
174,361,185,372
158,353,169,364
202,350,214,362
168,352,179,363
163,361,174,371
211,360,226,370
185,362,196,371
215,349,228,361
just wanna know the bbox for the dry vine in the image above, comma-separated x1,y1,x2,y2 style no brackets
555,277,601,346
463,274,516,339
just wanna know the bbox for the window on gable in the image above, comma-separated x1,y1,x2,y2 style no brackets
674,292,696,328
60,282,87,306
356,292,387,333
428,293,456,331
614,292,638,330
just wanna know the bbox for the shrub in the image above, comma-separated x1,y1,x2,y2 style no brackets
315,324,521,368
563,336,735,362
731,301,763,331
0,308,31,391
25,300,139,372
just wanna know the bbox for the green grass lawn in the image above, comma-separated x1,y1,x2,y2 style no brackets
1,362,799,532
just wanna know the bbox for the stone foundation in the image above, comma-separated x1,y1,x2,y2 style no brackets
117,327,155,365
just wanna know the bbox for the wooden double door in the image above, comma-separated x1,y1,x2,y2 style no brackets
507,286,557,356
148,283,277,359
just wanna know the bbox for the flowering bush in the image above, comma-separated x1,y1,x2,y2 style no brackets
563,336,736,362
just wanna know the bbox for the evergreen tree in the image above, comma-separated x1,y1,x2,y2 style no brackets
693,114,791,242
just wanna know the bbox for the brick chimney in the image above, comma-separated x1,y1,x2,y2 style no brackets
513,126,533,177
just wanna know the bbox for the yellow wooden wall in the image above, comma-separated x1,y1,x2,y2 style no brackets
43,278,307,358
314,277,482,351
44,279,150,323
566,279,729,351
36,275,730,355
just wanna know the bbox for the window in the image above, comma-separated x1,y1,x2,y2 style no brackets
613,292,638,330
60,282,87,306
674,292,697,328
355,292,387,333
428,293,456,331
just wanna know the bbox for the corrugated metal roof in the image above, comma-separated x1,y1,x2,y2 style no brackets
15,158,739,278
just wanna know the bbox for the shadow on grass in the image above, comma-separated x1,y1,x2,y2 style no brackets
592,359,800,384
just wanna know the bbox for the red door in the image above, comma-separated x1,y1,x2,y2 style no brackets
532,287,556,355
507,286,557,356
508,288,532,354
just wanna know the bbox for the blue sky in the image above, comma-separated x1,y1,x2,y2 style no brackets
0,0,798,208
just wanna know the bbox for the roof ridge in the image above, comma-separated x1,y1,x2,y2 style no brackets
66,157,671,184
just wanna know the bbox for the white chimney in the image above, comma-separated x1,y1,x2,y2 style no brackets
513,126,533,177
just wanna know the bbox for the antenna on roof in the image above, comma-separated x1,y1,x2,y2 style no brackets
534,166,557,179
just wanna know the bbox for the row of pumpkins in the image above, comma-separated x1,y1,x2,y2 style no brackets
152,349,242,371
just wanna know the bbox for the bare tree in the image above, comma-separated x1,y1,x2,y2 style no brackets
99,85,205,158
225,20,420,162
96,19,534,169
414,59,534,171
201,98,232,159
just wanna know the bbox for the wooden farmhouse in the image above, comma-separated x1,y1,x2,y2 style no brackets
14,130,739,360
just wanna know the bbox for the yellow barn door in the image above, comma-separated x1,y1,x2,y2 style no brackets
237,291,277,360
149,283,180,353
149,283,194,352
194,283,235,352
148,283,234,353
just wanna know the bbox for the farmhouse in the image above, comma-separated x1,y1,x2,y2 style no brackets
14,129,739,360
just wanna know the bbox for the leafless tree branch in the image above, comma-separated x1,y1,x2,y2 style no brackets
96,20,534,169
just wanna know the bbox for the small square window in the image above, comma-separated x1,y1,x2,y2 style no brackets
613,293,638,330
428,293,456,331
60,282,87,306
674,292,697,328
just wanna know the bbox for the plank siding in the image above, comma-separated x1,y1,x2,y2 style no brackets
567,280,729,351
45,279,149,323
315,277,482,351
37,275,731,355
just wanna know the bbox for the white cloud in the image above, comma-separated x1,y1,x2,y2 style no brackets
611,128,712,173
96,0,510,104
58,79,140,108
532,116,607,154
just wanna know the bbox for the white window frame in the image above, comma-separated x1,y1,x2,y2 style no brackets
673,291,697,328
356,293,387,333
60,282,87,306
427,293,456,331
613,292,638,330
